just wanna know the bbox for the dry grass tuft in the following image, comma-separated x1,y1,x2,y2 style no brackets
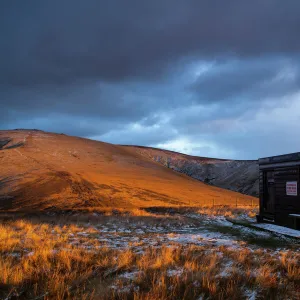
0,212,299,300
197,205,258,218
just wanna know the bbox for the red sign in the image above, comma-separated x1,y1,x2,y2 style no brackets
286,181,298,196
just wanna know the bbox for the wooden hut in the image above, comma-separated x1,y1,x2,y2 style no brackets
257,152,300,229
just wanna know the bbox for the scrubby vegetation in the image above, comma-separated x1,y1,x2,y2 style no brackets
0,207,299,299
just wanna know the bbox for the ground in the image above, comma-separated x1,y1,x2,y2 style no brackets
0,206,299,300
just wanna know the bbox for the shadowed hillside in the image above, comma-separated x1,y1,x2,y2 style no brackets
0,130,256,211
122,145,259,197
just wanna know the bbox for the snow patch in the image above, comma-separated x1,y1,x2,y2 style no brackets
244,289,257,300
167,268,184,277
253,223,300,238
119,271,141,280
217,261,233,278
77,232,90,236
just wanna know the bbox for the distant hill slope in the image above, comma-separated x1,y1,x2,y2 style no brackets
122,146,259,197
0,130,256,211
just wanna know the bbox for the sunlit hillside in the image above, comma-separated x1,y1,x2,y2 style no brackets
0,130,256,212
123,145,259,197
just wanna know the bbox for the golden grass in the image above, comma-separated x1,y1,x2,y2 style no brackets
196,205,259,218
86,207,156,217
0,213,299,300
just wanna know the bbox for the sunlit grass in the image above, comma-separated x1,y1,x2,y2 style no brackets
0,207,299,299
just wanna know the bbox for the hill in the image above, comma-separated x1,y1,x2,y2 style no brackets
0,130,256,211
122,145,259,197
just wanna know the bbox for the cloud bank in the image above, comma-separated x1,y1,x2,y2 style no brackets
1,1,300,159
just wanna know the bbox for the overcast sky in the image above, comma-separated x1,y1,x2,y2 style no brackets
1,1,300,159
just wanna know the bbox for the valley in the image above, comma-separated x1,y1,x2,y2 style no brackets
0,130,299,300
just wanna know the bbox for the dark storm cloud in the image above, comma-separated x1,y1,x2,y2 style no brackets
0,82,164,137
1,82,145,118
6,113,121,138
190,58,300,103
0,78,187,130
98,122,178,146
1,1,300,159
1,0,300,87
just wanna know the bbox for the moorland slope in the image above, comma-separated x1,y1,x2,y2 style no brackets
123,146,259,197
0,130,256,211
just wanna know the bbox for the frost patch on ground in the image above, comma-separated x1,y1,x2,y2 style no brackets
237,225,272,237
8,252,21,258
119,271,141,280
253,223,300,238
166,232,242,247
77,232,90,236
202,215,232,227
217,261,233,278
58,214,298,253
167,268,184,277
244,289,257,300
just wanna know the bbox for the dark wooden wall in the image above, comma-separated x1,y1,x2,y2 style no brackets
259,165,300,229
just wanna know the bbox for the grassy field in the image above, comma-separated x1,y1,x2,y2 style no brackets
0,206,299,300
